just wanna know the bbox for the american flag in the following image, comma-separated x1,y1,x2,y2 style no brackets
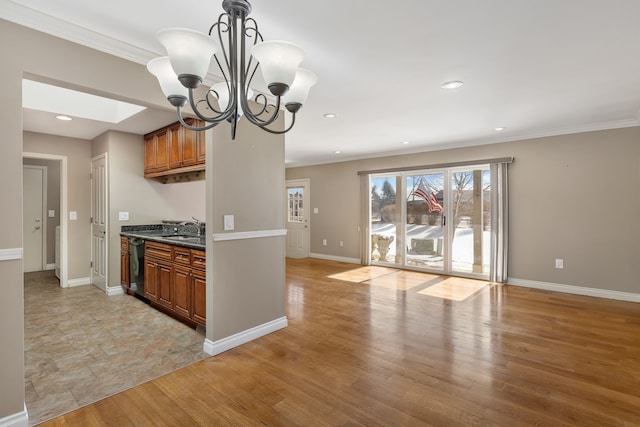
411,178,444,213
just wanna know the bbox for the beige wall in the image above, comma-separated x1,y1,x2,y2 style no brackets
207,117,286,341
22,158,61,265
286,127,640,294
91,130,206,289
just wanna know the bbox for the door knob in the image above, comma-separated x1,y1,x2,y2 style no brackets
35,226,41,230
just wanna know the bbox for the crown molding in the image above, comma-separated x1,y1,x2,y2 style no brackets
0,0,157,65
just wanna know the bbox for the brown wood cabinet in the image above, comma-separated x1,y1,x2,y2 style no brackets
120,237,129,293
144,118,205,180
140,240,206,327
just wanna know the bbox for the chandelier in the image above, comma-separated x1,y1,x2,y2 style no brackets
147,0,317,139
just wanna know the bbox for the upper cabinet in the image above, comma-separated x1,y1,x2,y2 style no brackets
144,118,205,181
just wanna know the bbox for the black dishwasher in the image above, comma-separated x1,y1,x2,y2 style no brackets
128,237,146,299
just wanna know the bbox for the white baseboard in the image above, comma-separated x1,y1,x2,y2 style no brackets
310,252,360,264
508,278,640,303
203,316,288,356
45,263,56,271
106,286,124,296
65,277,90,288
0,404,28,427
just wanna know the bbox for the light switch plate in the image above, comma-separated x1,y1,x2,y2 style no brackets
48,210,55,218
118,211,129,221
224,214,234,231
313,207,319,214
69,211,77,221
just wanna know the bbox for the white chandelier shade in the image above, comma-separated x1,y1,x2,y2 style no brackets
250,40,305,95
282,68,318,109
156,28,219,86
146,56,189,100
146,0,316,139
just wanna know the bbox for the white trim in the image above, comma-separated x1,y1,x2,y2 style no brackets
508,278,640,303
310,252,361,265
0,1,157,66
65,277,90,288
212,229,287,242
45,263,55,270
203,316,288,356
0,404,28,427
0,248,23,261
106,286,124,296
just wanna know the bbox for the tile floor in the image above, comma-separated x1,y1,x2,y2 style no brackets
24,271,209,426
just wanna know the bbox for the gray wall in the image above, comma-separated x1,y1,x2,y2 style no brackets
286,126,640,294
22,157,61,265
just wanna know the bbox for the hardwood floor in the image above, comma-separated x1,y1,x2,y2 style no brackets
40,258,640,426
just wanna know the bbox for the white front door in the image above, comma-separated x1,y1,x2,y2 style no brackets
91,155,108,291
23,165,46,272
286,179,310,258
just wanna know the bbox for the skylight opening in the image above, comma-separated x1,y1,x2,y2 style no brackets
22,79,146,123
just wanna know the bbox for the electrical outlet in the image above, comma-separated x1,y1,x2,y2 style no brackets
555,259,564,269
322,239,327,246
339,241,344,247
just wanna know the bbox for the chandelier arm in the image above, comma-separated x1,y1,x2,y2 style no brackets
188,88,235,124
210,13,233,78
176,105,220,131
255,112,297,135
242,95,283,128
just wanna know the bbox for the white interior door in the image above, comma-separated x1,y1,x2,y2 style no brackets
286,179,310,258
91,155,108,291
23,165,46,272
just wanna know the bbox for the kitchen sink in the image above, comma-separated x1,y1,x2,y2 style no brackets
164,235,201,242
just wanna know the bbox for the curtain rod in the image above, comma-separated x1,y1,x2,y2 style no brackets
356,156,514,176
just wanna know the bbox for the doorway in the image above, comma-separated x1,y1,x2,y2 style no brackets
285,179,310,258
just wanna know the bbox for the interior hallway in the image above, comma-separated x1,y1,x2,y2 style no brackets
24,271,209,425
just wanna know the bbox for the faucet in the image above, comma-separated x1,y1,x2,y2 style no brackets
178,217,203,236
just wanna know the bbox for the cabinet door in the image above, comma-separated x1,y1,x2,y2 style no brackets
168,122,183,169
143,135,156,173
181,121,198,167
156,259,173,310
144,258,158,302
155,129,170,172
192,269,206,326
173,265,191,319
195,126,206,164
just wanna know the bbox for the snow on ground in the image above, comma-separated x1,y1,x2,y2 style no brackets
371,222,490,272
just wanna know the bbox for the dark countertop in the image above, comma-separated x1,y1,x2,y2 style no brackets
120,224,205,250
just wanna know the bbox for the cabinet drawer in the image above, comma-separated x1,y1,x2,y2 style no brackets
191,250,206,270
145,241,172,260
173,247,191,266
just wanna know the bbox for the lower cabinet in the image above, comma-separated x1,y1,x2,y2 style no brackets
143,241,206,327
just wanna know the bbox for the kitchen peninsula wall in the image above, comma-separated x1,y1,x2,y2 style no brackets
92,130,205,290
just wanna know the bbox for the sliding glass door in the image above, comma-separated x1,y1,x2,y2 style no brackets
370,165,491,278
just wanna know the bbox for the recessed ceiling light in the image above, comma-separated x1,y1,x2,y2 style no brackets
56,115,72,121
335,150,341,154
402,141,410,145
441,80,464,89
323,113,336,119
495,127,506,131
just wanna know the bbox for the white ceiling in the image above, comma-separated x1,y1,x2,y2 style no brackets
4,0,640,167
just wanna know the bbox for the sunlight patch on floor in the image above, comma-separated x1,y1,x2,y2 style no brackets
364,270,441,291
418,277,489,301
328,266,400,283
